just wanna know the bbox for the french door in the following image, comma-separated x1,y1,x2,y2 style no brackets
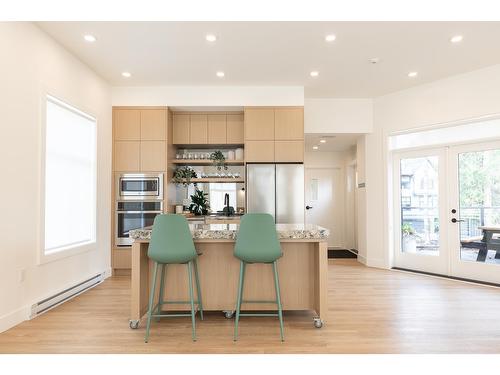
393,140,500,284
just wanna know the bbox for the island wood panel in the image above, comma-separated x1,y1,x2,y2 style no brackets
245,140,275,162
114,141,140,171
189,114,208,144
172,114,190,144
226,114,244,144
131,240,327,323
274,140,304,162
244,108,275,140
274,107,304,140
207,114,227,144
140,109,166,140
114,109,141,140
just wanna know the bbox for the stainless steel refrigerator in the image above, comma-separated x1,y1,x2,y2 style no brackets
246,164,304,224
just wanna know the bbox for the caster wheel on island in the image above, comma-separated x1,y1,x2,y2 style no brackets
129,320,140,329
223,310,235,319
313,318,323,329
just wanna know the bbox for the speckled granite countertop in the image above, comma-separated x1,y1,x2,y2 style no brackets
129,223,329,242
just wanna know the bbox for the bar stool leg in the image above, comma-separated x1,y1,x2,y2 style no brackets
193,258,204,320
272,261,285,342
234,260,246,341
187,261,197,341
156,264,166,322
144,262,159,343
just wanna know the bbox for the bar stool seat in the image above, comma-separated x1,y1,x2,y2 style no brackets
144,214,203,343
233,213,284,341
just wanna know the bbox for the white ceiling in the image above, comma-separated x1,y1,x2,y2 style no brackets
37,21,500,98
305,134,360,152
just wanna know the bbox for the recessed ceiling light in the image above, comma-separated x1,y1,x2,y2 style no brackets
325,34,336,42
216,71,225,78
83,34,96,43
408,71,418,78
450,35,463,43
313,145,319,150
121,72,131,78
369,57,380,65
206,34,217,42
310,71,319,77
319,139,326,143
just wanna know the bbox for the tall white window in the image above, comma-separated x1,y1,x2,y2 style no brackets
42,95,96,257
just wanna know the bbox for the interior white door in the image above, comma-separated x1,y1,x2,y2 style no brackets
392,148,449,275
305,168,343,248
448,140,500,284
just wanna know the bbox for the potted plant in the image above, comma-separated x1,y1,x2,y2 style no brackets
189,189,210,216
209,150,228,171
172,166,198,186
402,223,418,252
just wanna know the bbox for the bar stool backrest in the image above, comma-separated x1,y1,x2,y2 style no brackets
235,213,282,263
148,214,197,264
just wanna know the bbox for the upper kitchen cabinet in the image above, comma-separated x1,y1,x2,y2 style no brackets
172,114,190,144
226,114,244,144
274,107,304,140
189,114,208,144
114,109,141,140
244,108,275,140
140,109,166,140
207,114,227,144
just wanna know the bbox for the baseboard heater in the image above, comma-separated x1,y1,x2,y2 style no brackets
30,273,105,318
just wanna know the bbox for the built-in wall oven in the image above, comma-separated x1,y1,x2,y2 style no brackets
115,201,163,246
116,173,163,201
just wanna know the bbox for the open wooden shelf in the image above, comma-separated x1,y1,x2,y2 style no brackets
172,159,244,165
183,178,245,183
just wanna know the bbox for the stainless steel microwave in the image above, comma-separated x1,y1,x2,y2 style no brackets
116,173,163,201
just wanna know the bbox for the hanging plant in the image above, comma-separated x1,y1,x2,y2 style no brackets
171,166,198,186
210,150,228,170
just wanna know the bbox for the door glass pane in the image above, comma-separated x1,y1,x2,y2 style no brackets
458,149,500,265
400,156,439,255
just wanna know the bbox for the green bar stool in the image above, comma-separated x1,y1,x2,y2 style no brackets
144,214,203,343
233,213,284,341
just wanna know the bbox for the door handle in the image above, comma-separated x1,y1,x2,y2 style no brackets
306,205,313,210
451,218,465,223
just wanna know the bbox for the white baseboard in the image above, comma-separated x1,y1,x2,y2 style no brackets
0,305,30,334
357,253,367,265
0,267,112,334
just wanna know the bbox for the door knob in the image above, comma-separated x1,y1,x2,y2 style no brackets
451,218,465,223
306,205,313,210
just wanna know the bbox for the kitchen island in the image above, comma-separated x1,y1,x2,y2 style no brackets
128,223,329,329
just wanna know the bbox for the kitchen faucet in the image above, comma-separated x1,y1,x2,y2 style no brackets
224,193,232,216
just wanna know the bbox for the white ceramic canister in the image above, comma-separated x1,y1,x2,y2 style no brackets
235,148,244,160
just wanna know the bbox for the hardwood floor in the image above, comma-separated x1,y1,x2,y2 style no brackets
1,259,500,353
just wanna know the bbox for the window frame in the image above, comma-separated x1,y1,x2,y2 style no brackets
39,93,98,264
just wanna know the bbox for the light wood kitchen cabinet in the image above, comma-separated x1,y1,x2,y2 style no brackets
244,108,275,140
245,140,275,162
226,114,244,144
114,141,140,171
140,141,166,171
114,109,141,140
172,114,190,144
274,140,304,162
140,109,166,140
274,108,304,140
207,114,227,144
189,114,208,144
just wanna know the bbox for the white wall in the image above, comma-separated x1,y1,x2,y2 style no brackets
112,86,304,106
304,98,373,134
0,23,112,332
364,63,500,269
